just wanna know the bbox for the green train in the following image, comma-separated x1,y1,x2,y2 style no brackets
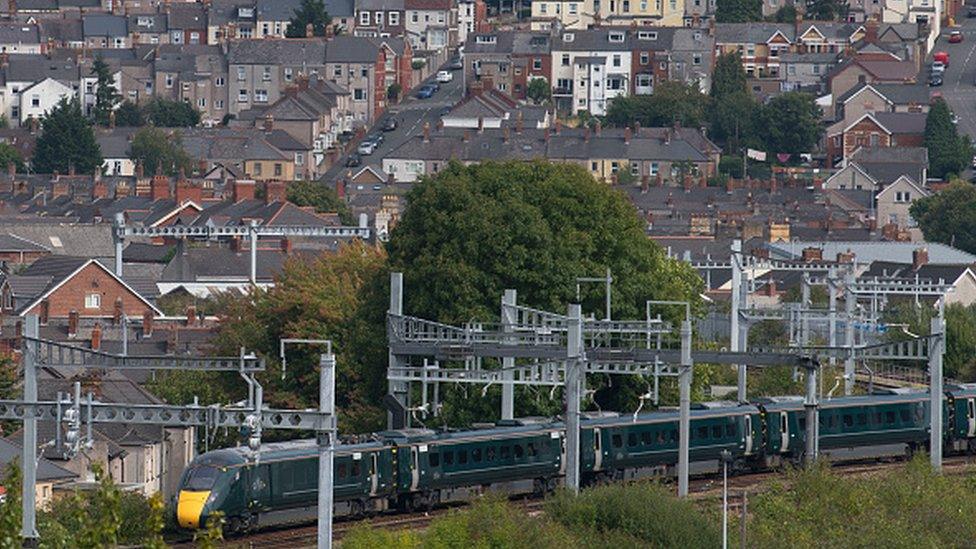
175,385,976,532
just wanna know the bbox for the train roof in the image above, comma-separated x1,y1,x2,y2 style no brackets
380,420,563,444
947,384,976,397
819,391,929,409
582,402,759,427
189,438,389,467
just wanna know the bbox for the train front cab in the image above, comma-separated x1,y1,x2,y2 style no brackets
176,452,246,530
946,384,976,453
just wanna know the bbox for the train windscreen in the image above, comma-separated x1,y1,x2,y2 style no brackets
184,466,220,491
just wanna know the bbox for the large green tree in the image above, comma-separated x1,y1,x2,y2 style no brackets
90,55,120,127
715,0,762,22
805,0,847,19
114,100,144,127
708,52,758,151
130,127,194,177
142,97,201,127
910,181,976,254
0,142,24,173
32,97,102,175
386,160,703,422
527,78,551,105
925,98,971,179
285,0,332,37
605,82,708,128
758,92,822,154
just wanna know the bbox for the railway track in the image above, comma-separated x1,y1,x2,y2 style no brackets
172,456,976,547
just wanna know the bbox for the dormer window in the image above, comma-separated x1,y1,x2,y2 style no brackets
563,32,574,42
609,32,625,42
476,34,497,43
137,17,152,27
638,31,657,40
238,7,254,18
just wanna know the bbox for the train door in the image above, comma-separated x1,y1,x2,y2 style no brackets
369,453,379,496
744,415,754,455
249,464,271,510
409,446,420,491
780,413,790,453
593,428,603,471
968,399,976,437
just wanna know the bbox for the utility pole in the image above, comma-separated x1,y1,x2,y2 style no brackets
565,303,583,494
930,313,944,472
678,317,692,497
318,352,337,549
844,270,856,395
388,272,408,428
21,315,38,546
804,359,818,466
501,289,516,420
730,240,746,402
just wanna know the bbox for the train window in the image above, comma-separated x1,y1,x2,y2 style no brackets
899,409,910,423
429,453,440,467
828,416,836,428
486,447,496,461
501,446,511,460
338,464,347,478
697,426,709,439
612,434,623,448
472,448,482,462
514,445,524,458
874,412,882,424
444,451,454,465
885,411,895,424
641,432,652,445
711,425,722,439
670,430,677,442
725,424,734,437
656,431,665,444
798,417,805,430
528,442,538,456
459,451,468,464
843,415,853,427
628,433,638,447
856,413,866,425
818,415,825,426
184,466,219,491
352,462,361,476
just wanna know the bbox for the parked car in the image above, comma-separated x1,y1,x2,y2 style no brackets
367,133,384,146
971,154,976,169
382,117,398,131
448,57,463,70
968,6,976,17
950,30,964,43
931,61,946,73
415,85,436,99
357,140,377,155
934,51,950,66
436,70,454,83
345,153,362,167
929,72,944,87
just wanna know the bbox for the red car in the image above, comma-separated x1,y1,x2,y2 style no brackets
949,31,964,43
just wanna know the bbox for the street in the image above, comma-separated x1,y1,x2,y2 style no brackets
934,14,976,151
320,62,465,182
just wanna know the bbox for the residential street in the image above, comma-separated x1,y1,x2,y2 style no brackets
936,14,976,150
320,63,465,182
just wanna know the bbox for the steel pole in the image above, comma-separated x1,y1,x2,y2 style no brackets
113,214,124,277
730,240,744,401
318,352,336,549
388,272,407,428
249,221,258,285
565,304,582,494
678,318,692,497
930,315,944,471
828,271,837,369
722,457,728,549
21,315,38,545
844,271,856,395
501,289,516,420
804,362,818,466
801,274,810,348
605,267,612,321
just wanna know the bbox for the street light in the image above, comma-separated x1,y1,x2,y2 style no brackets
720,449,733,549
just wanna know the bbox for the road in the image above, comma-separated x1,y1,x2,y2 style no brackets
320,63,465,182
935,14,976,162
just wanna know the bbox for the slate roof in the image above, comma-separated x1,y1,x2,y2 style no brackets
0,437,76,483
0,233,47,252
767,241,976,264
123,243,175,263
324,35,384,63
835,82,931,106
38,19,84,43
871,112,926,134
861,261,972,284
714,22,795,43
0,223,114,258
356,0,403,10
323,0,355,17
82,14,128,38
95,128,137,158
208,0,258,26
0,23,40,44
168,3,207,29
256,0,301,20
161,247,310,282
850,146,927,184
227,38,327,65
128,13,168,34
3,54,79,83
797,21,864,41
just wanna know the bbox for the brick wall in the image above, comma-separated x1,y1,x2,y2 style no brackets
23,263,155,319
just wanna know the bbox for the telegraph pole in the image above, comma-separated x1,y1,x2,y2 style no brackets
21,315,38,546
318,352,337,549
501,289,516,420
565,304,583,494
678,317,692,497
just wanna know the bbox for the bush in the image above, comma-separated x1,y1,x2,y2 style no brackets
719,155,744,178
411,59,426,70
546,483,721,548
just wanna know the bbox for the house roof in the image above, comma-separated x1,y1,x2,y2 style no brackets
168,3,207,29
768,241,976,264
324,35,384,63
0,223,114,258
227,38,327,65
714,22,795,44
0,23,40,44
82,14,128,38
160,246,311,282
0,437,77,483
38,18,84,43
849,146,927,185
256,0,301,20
871,112,926,134
3,54,79,83
835,81,930,106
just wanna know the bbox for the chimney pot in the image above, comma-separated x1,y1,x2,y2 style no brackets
913,247,929,270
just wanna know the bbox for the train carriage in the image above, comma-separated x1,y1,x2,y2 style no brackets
817,392,930,459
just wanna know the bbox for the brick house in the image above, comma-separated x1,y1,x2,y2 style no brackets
354,0,406,38
1,255,162,321
827,59,919,117
714,23,794,80
826,111,926,166
324,36,412,127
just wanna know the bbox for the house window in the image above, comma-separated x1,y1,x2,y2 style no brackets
237,67,246,81
255,89,268,102
215,76,225,87
334,66,342,78
375,11,384,25
360,11,370,25
30,94,39,107
533,58,542,70
636,74,652,88
190,32,200,44
283,68,293,82
354,88,366,101
638,31,657,40
540,3,548,13
262,67,272,81
389,11,400,25
238,89,249,102
610,32,625,43
216,99,224,109
361,66,369,77
693,54,702,65
165,74,174,88
591,161,598,171
631,163,640,176
640,52,649,65
562,54,570,66
813,64,821,75
788,65,796,75
198,98,206,108
569,2,578,13
254,163,263,176
870,133,879,146
649,162,659,176
612,54,621,67
262,23,270,35
296,153,304,166
611,161,619,173
171,30,183,44
85,293,101,309
274,163,283,176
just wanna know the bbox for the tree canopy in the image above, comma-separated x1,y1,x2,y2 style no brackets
604,82,708,128
758,92,822,154
90,55,120,127
285,0,332,37
142,97,201,127
910,181,976,254
114,100,144,127
715,0,762,22
32,97,102,175
287,180,354,224
925,98,971,179
527,78,551,105
130,127,194,176
709,52,758,151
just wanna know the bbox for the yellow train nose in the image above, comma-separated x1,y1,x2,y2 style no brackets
177,490,209,529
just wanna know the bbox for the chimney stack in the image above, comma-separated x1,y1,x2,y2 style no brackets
265,180,286,204
801,247,823,262
150,174,170,200
422,122,430,142
67,310,78,338
306,22,314,38
263,114,274,132
624,127,631,145
281,237,293,254
91,323,102,351
477,117,484,133
913,247,929,270
142,310,153,338
233,179,255,201
186,305,197,326
336,178,345,199
594,120,602,136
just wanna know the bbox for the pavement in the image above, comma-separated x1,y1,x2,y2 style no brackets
319,63,465,183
